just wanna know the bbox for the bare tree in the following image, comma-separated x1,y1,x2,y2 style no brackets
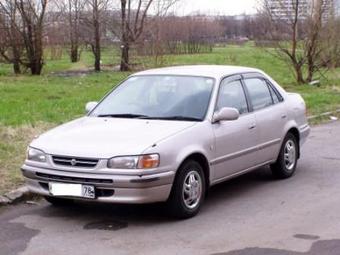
56,0,85,62
69,0,85,62
263,0,306,83
15,0,48,75
119,0,154,71
263,0,333,84
305,0,329,82
83,0,108,71
321,12,340,68
0,0,24,74
136,0,179,66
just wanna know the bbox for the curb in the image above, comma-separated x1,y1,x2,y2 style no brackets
0,186,36,206
308,109,340,120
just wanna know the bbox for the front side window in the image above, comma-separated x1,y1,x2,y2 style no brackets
244,78,273,111
91,75,215,121
216,80,248,114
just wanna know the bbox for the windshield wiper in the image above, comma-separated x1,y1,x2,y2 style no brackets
97,114,150,119
149,116,203,122
97,114,202,121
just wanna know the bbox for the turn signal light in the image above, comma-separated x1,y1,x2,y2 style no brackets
137,154,160,169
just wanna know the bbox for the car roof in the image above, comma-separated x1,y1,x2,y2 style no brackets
132,65,262,80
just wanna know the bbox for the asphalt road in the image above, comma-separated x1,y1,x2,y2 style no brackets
1,121,340,255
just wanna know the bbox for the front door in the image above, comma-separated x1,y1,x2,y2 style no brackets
212,77,259,182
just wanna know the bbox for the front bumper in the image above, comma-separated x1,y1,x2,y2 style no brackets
299,123,311,146
21,163,175,204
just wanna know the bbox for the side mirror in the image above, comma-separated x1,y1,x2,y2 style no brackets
85,101,98,113
213,107,240,123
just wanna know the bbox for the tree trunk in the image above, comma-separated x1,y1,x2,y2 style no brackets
30,59,43,75
13,61,21,74
93,0,101,72
120,43,130,71
295,65,305,84
120,0,130,72
306,63,314,83
70,44,79,63
12,47,21,74
94,48,101,71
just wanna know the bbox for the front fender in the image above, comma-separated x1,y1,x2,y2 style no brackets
143,121,215,183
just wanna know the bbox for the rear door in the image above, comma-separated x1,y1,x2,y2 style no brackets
242,74,286,164
212,76,259,181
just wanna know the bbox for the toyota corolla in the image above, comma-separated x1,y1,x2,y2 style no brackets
21,65,310,218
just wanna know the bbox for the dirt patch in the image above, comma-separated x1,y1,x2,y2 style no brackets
50,65,121,78
0,123,54,194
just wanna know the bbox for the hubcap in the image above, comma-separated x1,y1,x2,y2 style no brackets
284,140,296,171
182,171,202,209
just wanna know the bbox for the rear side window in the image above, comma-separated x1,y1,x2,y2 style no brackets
268,84,280,104
267,81,283,103
217,80,248,114
244,78,273,111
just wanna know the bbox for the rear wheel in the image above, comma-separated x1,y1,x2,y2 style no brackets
44,196,74,206
167,160,206,219
271,133,298,179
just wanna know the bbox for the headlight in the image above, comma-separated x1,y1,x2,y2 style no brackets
107,154,160,169
27,147,46,162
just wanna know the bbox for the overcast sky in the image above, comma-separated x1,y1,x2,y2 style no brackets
177,0,259,16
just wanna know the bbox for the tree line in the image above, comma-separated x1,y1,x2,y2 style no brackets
0,0,179,74
0,0,339,84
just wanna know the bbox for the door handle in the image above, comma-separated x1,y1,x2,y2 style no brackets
281,114,287,119
249,123,256,130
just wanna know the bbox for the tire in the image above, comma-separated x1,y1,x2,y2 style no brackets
167,160,206,219
271,133,299,179
44,196,74,206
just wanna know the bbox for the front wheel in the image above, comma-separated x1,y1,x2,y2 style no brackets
167,160,206,219
271,133,299,179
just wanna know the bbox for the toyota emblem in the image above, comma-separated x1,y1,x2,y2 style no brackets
71,159,77,166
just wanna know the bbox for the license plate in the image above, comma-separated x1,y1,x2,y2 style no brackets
49,183,95,199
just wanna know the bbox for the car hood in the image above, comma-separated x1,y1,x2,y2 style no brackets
30,117,197,158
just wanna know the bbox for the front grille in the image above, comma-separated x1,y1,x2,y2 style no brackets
52,156,98,168
36,172,113,184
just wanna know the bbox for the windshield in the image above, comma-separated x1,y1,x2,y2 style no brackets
90,75,215,121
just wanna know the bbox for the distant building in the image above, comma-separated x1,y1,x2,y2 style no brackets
266,0,309,20
267,0,339,20
335,0,340,14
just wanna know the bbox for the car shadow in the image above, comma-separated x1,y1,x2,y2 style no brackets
27,166,281,226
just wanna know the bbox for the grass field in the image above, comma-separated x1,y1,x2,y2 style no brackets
0,44,340,195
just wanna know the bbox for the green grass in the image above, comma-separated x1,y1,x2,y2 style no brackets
1,45,340,126
0,72,129,126
0,44,340,195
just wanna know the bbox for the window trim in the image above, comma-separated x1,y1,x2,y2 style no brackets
242,77,276,112
214,76,251,115
267,81,278,104
265,80,284,103
242,72,284,103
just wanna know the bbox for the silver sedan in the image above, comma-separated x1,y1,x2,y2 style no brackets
21,65,310,218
